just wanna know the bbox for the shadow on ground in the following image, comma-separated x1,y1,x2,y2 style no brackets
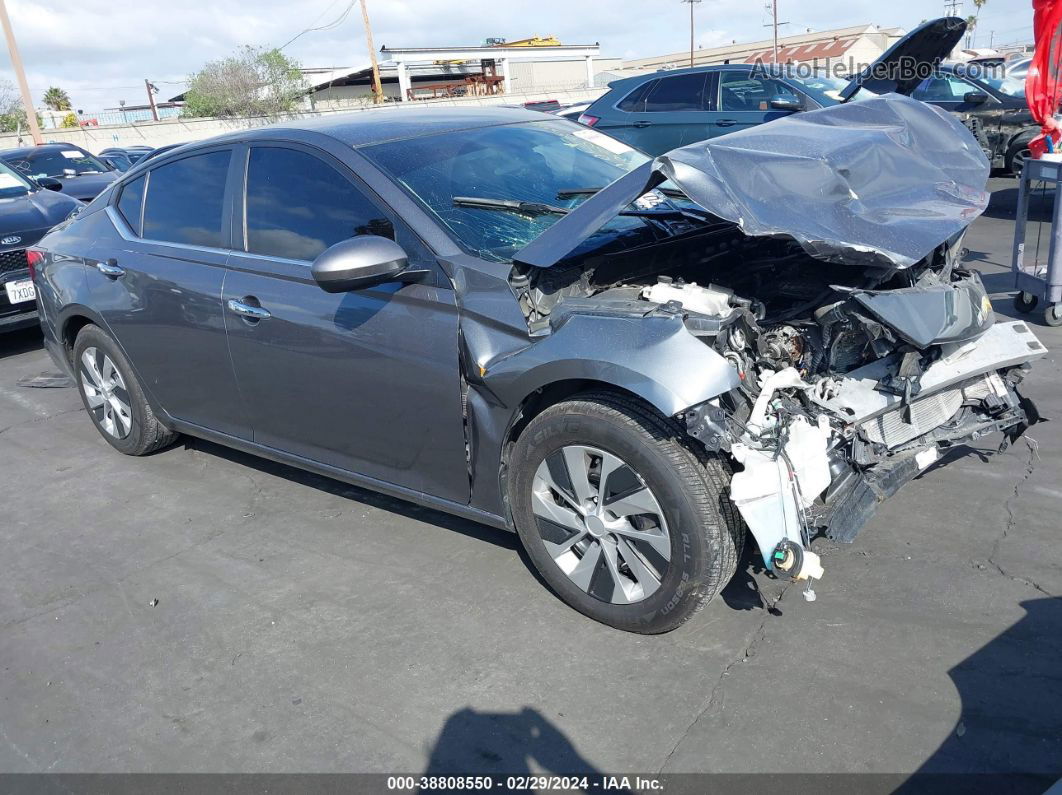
421,706,628,792
901,597,1062,790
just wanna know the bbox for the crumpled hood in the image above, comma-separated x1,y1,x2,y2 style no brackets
515,94,990,270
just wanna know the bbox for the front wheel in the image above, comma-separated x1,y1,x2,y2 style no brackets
508,392,742,634
1014,291,1039,313
73,324,179,455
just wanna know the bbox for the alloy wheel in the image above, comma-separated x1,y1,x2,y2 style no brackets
531,445,670,604
80,347,132,439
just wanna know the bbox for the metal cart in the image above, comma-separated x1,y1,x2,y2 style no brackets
1011,157,1062,326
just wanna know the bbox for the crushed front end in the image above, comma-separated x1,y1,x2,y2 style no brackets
510,94,1047,593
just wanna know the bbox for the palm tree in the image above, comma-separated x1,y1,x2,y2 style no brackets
965,15,978,48
972,0,988,47
42,86,71,111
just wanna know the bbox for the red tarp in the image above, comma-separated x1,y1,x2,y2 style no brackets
1027,0,1062,157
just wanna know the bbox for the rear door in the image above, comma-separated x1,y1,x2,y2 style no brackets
222,142,469,502
710,70,803,137
88,146,250,439
595,73,713,155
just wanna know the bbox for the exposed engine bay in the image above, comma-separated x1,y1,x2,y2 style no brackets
509,225,1046,594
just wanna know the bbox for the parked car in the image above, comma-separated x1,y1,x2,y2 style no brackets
123,146,153,164
908,61,1038,174
578,17,968,156
98,148,134,173
0,161,82,332
552,102,592,121
137,143,183,163
31,100,1043,633
0,143,117,202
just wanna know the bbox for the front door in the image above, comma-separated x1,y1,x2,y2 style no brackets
222,143,469,502
710,70,802,137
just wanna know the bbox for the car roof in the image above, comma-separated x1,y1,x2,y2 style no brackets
201,105,554,150
0,142,85,158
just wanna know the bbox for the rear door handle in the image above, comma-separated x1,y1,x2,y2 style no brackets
716,119,737,127
227,298,271,320
632,121,652,128
95,258,124,278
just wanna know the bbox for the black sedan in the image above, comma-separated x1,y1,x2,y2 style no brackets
910,62,1039,173
0,143,117,202
0,160,82,332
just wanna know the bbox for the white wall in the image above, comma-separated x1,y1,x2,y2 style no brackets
1,86,607,154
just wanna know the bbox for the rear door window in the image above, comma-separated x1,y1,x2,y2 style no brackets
116,176,145,235
243,146,393,262
142,150,231,247
616,80,658,112
643,73,709,112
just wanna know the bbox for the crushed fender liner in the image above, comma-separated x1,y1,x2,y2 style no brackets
515,94,990,271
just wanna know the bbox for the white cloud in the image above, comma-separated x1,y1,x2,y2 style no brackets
0,0,1033,111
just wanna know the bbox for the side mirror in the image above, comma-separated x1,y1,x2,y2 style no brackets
964,91,989,104
768,95,804,112
37,176,63,192
311,235,410,293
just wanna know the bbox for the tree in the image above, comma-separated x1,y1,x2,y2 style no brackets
183,46,306,118
60,112,79,128
42,86,72,111
0,78,32,133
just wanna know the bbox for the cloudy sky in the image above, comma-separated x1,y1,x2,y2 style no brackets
1,0,1035,112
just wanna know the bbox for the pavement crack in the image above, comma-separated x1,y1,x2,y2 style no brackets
657,581,791,774
986,442,1056,597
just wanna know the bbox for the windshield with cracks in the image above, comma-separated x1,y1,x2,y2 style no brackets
362,119,655,262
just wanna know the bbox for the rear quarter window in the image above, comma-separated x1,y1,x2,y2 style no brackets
116,176,145,235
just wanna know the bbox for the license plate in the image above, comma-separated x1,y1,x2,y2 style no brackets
4,279,35,304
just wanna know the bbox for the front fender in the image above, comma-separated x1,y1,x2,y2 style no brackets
483,311,740,417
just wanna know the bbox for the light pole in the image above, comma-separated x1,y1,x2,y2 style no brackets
681,0,702,68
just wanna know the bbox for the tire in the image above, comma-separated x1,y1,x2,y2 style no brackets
72,324,179,455
1045,303,1062,327
1006,134,1035,176
508,391,743,634
1014,291,1039,313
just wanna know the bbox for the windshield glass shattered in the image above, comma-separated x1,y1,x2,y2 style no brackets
362,119,651,262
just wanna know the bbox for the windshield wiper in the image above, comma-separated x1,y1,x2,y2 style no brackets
557,186,689,200
453,196,569,217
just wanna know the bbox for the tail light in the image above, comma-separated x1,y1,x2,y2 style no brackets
577,113,600,127
26,248,44,281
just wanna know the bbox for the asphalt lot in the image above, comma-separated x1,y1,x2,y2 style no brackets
1,176,1060,778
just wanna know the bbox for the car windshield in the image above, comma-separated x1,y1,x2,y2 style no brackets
361,119,652,262
7,149,109,178
0,160,33,198
783,71,851,105
970,63,1027,98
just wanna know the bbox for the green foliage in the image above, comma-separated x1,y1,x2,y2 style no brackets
43,86,72,111
60,112,80,128
183,46,306,118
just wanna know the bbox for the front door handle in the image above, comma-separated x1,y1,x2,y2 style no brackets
227,299,271,321
716,119,737,127
633,120,653,128
95,258,124,278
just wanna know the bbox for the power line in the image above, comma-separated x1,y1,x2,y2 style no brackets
279,0,356,51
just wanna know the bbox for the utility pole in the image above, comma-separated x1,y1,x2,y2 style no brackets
0,0,41,144
762,1,789,63
144,78,159,122
681,0,702,69
943,0,962,17
359,0,384,103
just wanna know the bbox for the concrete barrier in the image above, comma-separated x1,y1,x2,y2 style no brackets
0,87,606,154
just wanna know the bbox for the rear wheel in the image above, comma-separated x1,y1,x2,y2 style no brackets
73,325,178,455
508,392,742,634
1046,303,1062,327
1006,135,1034,176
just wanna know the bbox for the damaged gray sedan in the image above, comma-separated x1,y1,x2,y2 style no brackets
32,95,1043,633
